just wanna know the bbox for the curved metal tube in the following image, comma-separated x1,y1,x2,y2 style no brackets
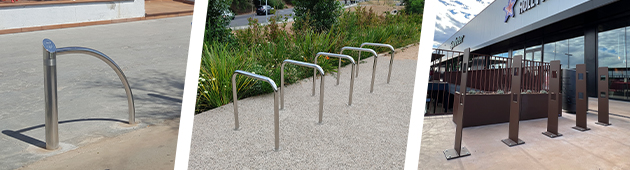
231,70,281,151
314,52,356,105
42,39,135,150
55,47,136,124
281,59,325,123
340,47,379,93
361,43,395,83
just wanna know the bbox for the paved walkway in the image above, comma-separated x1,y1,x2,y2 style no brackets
188,45,419,169
0,16,191,170
419,98,630,169
145,0,194,17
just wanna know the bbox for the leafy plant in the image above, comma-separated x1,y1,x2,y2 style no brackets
196,42,254,112
540,90,548,94
402,0,425,15
207,0,234,43
293,0,343,33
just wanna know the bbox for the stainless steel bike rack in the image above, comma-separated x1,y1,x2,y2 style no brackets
340,47,379,93
231,70,281,151
281,59,326,123
360,43,395,83
314,52,356,105
42,39,135,150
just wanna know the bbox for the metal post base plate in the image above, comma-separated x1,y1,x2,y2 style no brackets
542,131,563,138
572,126,591,131
595,122,611,126
501,138,525,147
443,147,471,160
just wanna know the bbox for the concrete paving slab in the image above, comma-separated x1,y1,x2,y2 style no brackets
0,16,191,170
189,49,418,168
419,101,630,169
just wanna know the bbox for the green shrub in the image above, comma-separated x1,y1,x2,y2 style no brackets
196,41,254,112
230,0,254,14
402,0,425,15
207,0,234,43
293,0,343,33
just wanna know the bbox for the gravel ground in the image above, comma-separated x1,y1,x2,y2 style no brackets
189,48,418,169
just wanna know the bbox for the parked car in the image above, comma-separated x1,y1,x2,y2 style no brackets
256,5,275,15
222,10,235,20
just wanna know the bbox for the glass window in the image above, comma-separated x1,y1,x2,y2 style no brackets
525,45,543,62
512,48,524,58
543,42,557,63
567,36,585,69
598,27,628,100
546,40,570,68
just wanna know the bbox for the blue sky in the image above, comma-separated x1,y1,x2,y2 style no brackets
433,0,494,48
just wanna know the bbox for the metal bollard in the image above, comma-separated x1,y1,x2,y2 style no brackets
340,47,379,93
360,43,395,83
42,39,135,150
314,52,356,105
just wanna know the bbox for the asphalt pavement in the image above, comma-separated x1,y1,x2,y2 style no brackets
229,8,295,27
0,16,190,170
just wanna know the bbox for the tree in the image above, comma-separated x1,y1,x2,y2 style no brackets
403,0,425,15
292,0,343,33
207,0,234,43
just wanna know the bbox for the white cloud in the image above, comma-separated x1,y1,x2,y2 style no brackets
433,0,494,48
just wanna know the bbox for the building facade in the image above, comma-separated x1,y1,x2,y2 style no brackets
437,0,630,101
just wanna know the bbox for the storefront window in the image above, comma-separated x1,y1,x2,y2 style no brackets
544,40,569,68
568,36,585,69
598,27,628,100
525,45,542,62
512,48,524,58
543,43,557,63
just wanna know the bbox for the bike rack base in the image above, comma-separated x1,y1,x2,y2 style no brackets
501,138,525,147
542,131,563,138
443,147,470,160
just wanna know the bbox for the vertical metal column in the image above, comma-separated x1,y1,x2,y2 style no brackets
43,39,59,150
42,39,136,150
596,67,611,126
543,60,563,138
502,55,525,147
443,48,471,160
573,64,591,131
